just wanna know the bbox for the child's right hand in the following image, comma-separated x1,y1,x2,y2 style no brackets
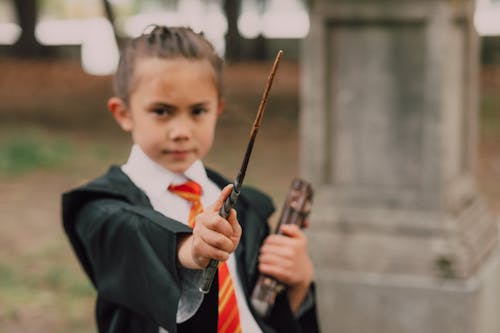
177,184,241,269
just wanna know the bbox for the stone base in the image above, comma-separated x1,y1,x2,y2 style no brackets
314,246,500,333
309,194,498,278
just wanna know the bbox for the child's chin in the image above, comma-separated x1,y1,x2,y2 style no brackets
163,160,193,174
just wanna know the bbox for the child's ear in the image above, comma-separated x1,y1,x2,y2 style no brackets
108,97,133,131
217,98,225,116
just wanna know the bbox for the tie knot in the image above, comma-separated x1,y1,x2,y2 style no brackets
168,180,202,203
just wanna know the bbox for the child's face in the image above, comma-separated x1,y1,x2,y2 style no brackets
110,57,223,173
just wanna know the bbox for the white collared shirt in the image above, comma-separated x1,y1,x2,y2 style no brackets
122,144,263,333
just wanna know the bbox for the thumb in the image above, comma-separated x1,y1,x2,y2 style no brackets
209,184,233,213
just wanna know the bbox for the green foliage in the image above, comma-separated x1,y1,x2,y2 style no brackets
480,93,500,136
0,262,16,288
0,134,73,176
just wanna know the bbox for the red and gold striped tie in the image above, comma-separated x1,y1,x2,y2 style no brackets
168,181,242,333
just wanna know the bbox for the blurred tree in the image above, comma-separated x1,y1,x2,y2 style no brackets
223,0,269,61
250,0,268,61
12,0,46,56
223,0,242,61
101,0,121,47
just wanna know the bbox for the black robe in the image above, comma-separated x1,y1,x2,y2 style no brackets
62,166,320,333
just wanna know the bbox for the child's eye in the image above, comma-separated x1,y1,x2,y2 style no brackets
191,107,208,117
151,107,172,117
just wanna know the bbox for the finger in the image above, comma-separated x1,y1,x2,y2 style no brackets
192,236,231,262
279,224,303,238
259,250,295,267
263,234,300,248
260,243,296,259
227,208,241,238
198,213,233,236
259,255,298,273
199,228,235,253
258,262,294,285
209,184,233,213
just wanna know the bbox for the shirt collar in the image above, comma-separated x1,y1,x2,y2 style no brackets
122,144,210,198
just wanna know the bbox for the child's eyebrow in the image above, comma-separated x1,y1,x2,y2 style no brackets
148,101,211,111
150,102,176,109
190,102,210,108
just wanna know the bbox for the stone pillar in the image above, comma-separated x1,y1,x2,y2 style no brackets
301,1,500,332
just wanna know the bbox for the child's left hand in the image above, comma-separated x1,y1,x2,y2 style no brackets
258,224,314,312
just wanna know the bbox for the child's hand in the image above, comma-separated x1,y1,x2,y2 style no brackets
258,224,314,312
177,185,242,270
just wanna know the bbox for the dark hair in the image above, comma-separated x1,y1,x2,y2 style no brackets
114,25,224,103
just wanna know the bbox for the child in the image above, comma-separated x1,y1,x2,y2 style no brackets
62,25,319,333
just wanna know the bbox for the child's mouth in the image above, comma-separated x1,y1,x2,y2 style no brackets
164,149,194,159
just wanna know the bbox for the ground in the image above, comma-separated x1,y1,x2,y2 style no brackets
0,58,499,333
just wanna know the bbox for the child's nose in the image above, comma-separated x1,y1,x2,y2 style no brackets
168,116,192,141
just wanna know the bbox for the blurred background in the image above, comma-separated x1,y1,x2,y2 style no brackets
0,0,499,332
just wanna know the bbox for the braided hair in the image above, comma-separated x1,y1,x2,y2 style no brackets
114,25,224,104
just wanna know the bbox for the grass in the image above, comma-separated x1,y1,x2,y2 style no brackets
0,126,121,332
0,134,72,176
480,92,500,137
0,244,96,333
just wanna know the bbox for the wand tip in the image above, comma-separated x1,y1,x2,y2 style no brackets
272,50,283,69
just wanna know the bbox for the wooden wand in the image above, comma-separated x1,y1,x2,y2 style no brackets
199,50,283,293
